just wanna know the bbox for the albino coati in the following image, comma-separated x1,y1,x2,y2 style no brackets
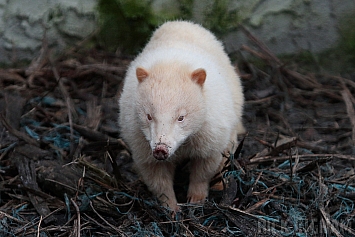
118,21,244,211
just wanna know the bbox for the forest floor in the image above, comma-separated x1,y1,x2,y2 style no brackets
0,30,355,236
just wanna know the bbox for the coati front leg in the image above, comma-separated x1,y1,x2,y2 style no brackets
187,154,223,203
137,160,178,211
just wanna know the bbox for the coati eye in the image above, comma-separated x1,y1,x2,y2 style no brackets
147,114,152,121
177,115,184,122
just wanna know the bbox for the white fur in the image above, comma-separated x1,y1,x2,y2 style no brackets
119,21,244,210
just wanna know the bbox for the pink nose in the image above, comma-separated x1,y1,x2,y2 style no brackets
153,144,169,160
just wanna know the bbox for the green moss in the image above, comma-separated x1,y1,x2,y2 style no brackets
299,12,355,73
47,6,64,22
96,0,242,54
0,60,32,69
202,0,240,38
177,0,194,20
96,0,169,54
338,14,355,62
276,13,355,74
277,51,320,72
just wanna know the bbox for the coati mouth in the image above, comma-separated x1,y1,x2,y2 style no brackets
153,143,170,160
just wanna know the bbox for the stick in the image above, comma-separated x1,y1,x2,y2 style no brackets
71,198,81,237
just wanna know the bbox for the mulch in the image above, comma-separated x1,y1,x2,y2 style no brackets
0,28,354,237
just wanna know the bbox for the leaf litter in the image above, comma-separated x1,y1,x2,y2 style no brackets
0,28,354,236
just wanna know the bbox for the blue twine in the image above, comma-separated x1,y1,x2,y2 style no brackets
332,184,355,193
24,122,80,150
76,107,86,115
297,148,314,154
0,142,17,154
30,96,57,106
256,215,280,223
288,207,306,231
332,196,354,220
224,170,268,195
64,193,71,221
225,220,243,235
260,199,287,216
261,169,291,181
78,191,103,212
0,229,16,237
130,218,165,237
109,191,162,215
149,222,164,236
111,191,154,207
278,160,293,169
24,126,40,140
11,204,27,220
202,215,219,226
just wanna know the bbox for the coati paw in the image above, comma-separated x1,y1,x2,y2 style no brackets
187,186,208,204
187,181,209,204
187,194,207,204
169,203,181,212
171,205,181,219
161,201,180,218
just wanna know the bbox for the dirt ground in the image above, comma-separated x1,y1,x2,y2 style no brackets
0,30,355,236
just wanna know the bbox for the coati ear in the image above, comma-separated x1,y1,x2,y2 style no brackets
191,68,206,86
136,67,149,83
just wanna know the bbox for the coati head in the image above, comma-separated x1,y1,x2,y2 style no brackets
135,62,207,160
